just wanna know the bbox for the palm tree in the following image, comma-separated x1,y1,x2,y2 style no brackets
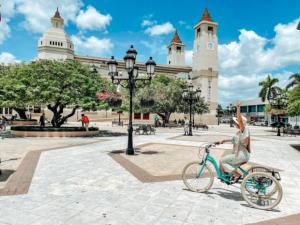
258,75,280,102
286,73,300,89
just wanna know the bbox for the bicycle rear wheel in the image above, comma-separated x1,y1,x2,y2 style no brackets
182,161,214,193
241,172,282,210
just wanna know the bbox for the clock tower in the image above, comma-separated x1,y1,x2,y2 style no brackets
192,8,219,124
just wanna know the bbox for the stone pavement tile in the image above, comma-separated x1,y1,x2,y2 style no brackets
214,216,242,225
154,218,184,225
185,205,216,224
0,207,42,225
64,211,108,225
29,202,82,222
130,212,160,225
160,206,191,222
138,204,166,217
0,222,10,225
170,200,194,210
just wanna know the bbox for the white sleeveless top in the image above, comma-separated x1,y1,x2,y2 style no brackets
232,127,250,156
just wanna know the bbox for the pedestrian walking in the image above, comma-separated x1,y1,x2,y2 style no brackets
39,113,45,127
0,116,7,131
184,116,189,135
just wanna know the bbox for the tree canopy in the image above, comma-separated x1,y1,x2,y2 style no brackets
258,74,281,102
0,63,35,119
0,60,111,127
287,86,300,117
134,74,209,123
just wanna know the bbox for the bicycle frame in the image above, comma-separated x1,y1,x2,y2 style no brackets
197,150,249,184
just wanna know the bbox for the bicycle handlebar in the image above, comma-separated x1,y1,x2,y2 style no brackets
199,143,219,153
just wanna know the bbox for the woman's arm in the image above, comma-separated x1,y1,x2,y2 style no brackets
220,139,232,144
236,102,245,131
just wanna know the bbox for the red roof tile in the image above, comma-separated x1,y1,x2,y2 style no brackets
200,8,214,22
170,30,182,44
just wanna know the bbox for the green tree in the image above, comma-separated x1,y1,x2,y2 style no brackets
135,74,209,124
259,75,280,102
286,72,300,89
287,86,300,118
0,64,34,119
28,60,110,127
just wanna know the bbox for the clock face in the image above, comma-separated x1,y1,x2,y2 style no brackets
207,42,214,50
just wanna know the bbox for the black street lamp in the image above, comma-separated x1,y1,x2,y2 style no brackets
269,92,288,136
182,80,201,136
216,106,223,125
227,104,236,127
107,45,156,155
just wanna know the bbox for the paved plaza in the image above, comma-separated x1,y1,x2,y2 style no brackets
0,124,300,225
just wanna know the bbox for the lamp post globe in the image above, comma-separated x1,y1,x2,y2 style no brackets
146,56,156,77
127,45,138,59
124,54,135,72
107,56,118,76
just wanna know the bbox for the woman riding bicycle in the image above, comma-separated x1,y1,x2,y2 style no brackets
218,102,251,184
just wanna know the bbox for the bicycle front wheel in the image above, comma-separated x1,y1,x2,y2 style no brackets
182,161,214,193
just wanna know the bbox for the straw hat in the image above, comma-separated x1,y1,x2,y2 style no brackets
232,116,247,126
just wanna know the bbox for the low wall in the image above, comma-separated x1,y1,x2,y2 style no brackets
10,120,38,126
11,130,99,137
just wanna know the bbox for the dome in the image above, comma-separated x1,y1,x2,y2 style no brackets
37,9,74,60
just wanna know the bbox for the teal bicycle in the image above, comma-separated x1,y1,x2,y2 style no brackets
182,143,283,210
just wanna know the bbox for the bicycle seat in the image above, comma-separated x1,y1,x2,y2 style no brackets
239,161,248,166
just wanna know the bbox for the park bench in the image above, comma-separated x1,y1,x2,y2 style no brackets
135,125,155,135
112,120,123,127
168,122,178,128
194,123,209,130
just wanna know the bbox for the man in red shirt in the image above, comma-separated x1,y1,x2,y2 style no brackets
80,114,90,131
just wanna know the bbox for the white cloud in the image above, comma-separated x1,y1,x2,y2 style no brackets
218,18,300,106
219,18,300,76
0,1,17,18
7,0,83,33
0,52,20,64
185,50,193,66
0,20,11,44
140,40,166,57
76,6,112,31
141,19,156,27
179,20,192,30
145,22,175,36
218,71,293,106
71,35,113,56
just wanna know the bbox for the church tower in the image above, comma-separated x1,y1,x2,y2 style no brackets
192,8,219,124
167,30,185,66
38,8,74,60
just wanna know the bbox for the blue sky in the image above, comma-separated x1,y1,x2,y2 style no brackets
0,0,300,106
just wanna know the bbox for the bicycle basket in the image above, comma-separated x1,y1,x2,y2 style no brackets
198,143,210,162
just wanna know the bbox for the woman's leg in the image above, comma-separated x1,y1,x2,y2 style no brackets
220,154,236,174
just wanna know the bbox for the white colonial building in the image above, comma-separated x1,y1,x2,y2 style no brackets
36,8,219,124
38,8,74,60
